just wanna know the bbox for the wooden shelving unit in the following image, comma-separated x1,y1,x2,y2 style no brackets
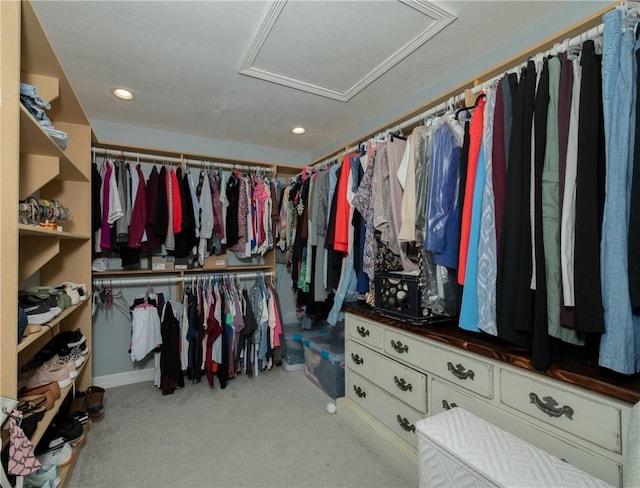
91,143,281,287
1,1,93,482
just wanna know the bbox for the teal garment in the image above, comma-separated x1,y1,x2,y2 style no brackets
542,57,584,346
459,144,486,333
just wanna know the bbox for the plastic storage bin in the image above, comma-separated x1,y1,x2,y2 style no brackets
281,325,331,372
303,333,345,399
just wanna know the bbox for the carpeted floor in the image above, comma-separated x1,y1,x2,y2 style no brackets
68,367,414,488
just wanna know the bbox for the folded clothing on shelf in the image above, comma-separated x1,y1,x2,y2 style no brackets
19,82,68,150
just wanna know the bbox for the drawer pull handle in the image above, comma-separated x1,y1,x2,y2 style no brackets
353,385,367,398
356,326,370,337
390,340,409,354
529,392,574,420
393,376,413,392
351,353,364,365
442,400,458,410
396,415,416,433
447,362,475,381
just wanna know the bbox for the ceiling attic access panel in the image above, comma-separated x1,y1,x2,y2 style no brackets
239,0,456,102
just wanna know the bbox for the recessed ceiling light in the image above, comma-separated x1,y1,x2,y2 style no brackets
292,127,306,135
111,87,135,100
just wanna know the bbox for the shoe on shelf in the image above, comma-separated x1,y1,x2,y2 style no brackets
18,305,28,344
55,328,88,356
24,324,43,336
23,463,58,488
22,303,55,325
20,409,45,440
19,382,61,401
18,392,55,411
85,386,105,419
54,282,85,305
25,362,72,390
60,345,85,368
60,282,87,302
36,417,83,456
36,442,73,468
44,354,78,380
16,395,49,415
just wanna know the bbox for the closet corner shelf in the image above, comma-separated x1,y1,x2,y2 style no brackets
17,298,90,354
92,269,179,277
19,106,87,183
92,264,275,277
28,354,91,448
221,264,273,272
18,224,90,240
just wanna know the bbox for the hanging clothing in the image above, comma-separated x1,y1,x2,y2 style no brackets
130,303,162,362
477,89,498,336
160,302,184,395
458,96,486,285
599,8,640,374
497,60,536,348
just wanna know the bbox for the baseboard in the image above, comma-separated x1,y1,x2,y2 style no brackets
93,368,155,389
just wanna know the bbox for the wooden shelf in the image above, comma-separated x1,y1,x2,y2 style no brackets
18,223,90,239
19,106,87,182
18,298,90,354
93,269,179,276
92,264,275,278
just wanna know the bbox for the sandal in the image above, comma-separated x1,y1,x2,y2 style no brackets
85,386,105,419
17,392,54,411
17,396,48,415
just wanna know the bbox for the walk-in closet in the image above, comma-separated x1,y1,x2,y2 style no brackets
2,1,640,487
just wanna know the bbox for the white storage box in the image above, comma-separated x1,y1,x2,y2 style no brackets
415,408,612,488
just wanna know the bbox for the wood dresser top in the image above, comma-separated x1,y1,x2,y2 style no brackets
344,304,640,405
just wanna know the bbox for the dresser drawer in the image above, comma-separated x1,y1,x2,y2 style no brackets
347,370,423,449
347,340,427,412
384,329,493,399
431,379,621,487
500,369,622,455
346,313,384,350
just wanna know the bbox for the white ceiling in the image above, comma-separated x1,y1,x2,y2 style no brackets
31,1,610,165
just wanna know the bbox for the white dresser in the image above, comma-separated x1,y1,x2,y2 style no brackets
338,310,637,487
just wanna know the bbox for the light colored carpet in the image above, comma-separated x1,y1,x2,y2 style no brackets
68,367,414,488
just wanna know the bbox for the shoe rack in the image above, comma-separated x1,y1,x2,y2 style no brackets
1,0,92,483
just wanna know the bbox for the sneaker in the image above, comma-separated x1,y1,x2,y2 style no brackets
36,417,83,456
23,464,58,488
55,328,86,349
44,355,78,380
26,362,72,390
63,282,87,302
56,345,85,367
23,303,55,325
37,442,72,467
55,329,88,356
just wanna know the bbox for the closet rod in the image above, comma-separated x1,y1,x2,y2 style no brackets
469,22,604,96
310,8,608,170
312,92,467,169
91,147,274,173
92,271,273,288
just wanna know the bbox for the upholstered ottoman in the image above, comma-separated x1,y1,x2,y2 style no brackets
415,407,612,488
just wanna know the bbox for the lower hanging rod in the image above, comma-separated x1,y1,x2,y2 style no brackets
92,270,273,288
